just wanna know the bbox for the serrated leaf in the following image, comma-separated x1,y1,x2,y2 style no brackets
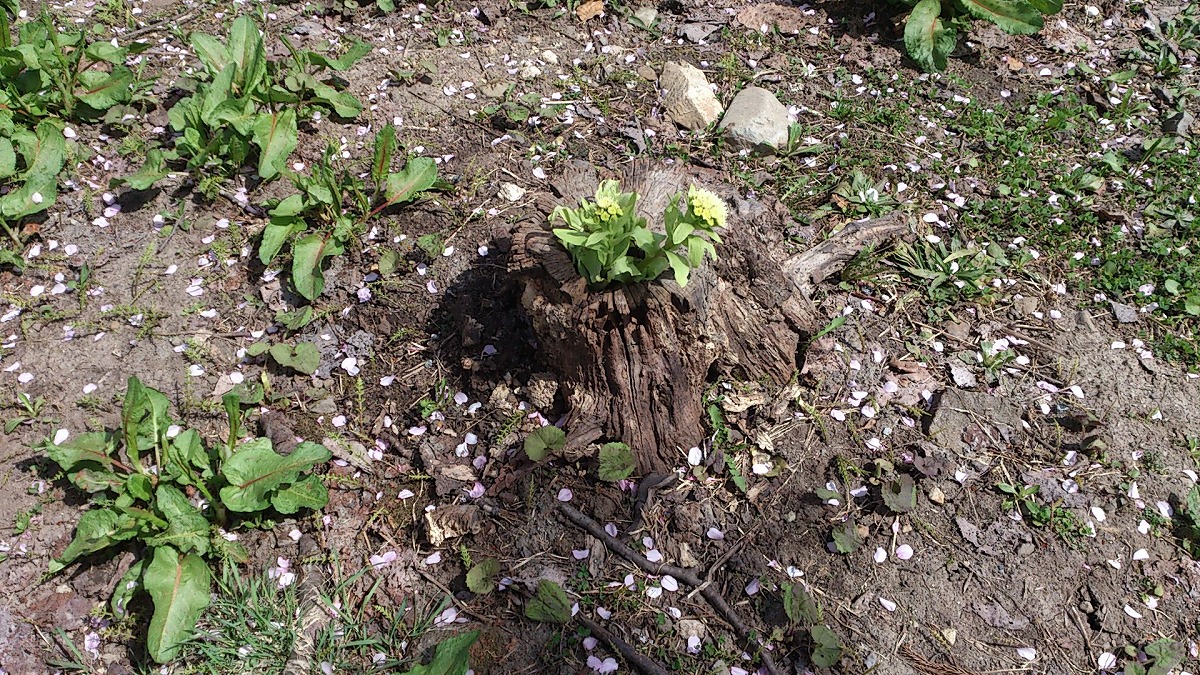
783,583,821,626
958,0,1044,33
597,442,635,481
466,559,500,594
525,580,571,624
905,0,956,72
831,521,862,554
881,474,917,514
218,438,331,512
252,109,297,180
524,426,566,461
145,546,211,663
146,484,210,555
270,473,328,514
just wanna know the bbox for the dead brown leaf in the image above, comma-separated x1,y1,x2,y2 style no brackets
576,0,604,21
735,3,809,34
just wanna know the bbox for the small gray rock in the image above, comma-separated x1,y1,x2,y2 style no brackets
1110,301,1139,324
948,361,978,389
660,61,723,130
718,86,790,151
632,6,657,27
1164,110,1194,137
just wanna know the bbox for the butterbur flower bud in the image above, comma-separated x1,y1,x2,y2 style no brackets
687,186,727,229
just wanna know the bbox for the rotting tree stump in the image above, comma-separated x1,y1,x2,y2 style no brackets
509,161,907,476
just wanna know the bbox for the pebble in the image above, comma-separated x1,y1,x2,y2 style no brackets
718,86,791,151
661,61,724,131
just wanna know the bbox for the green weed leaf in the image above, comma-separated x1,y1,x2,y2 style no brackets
218,438,331,513
145,545,211,663
958,0,1044,33
55,507,139,568
525,580,571,624
904,0,956,72
597,442,635,481
383,157,437,206
146,485,211,555
252,109,297,179
783,583,821,626
269,342,320,374
466,559,500,594
290,233,339,300
110,558,146,617
881,474,917,514
307,41,372,71
270,473,329,514
524,426,565,461
400,631,479,675
831,521,863,554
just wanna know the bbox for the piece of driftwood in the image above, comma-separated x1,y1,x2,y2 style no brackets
509,160,907,475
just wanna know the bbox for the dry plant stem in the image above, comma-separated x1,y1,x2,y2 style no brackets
575,613,670,675
555,502,783,675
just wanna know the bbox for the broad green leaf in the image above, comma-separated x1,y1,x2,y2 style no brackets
126,473,153,501
47,431,117,471
905,0,956,72
958,0,1043,34
0,121,65,220
378,249,400,276
270,473,329,514
110,558,146,617
275,306,314,330
553,229,589,247
383,157,437,206
372,124,397,187
218,438,331,512
145,545,212,663
290,233,338,300
525,580,571,624
259,219,303,265
881,475,917,513
252,109,297,180
466,559,499,594
831,521,862,554
69,467,125,493
311,82,363,118
782,583,821,626
1025,0,1061,15
84,41,129,64
189,32,231,75
55,507,139,567
146,485,210,555
269,342,321,374
75,67,133,110
117,148,170,190
524,425,565,461
597,442,635,482
228,15,266,96
665,250,690,287
121,376,172,461
0,138,15,179
400,631,479,675
306,41,372,71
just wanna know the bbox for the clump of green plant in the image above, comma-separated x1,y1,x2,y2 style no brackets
522,425,637,480
1171,485,1200,559
1121,638,1186,675
142,15,368,184
902,0,1062,72
781,582,843,667
996,482,1089,543
1,120,66,264
43,377,332,662
827,170,897,219
550,180,725,289
259,125,438,301
891,237,998,306
0,11,150,124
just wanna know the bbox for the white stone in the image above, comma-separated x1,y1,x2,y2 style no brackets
660,61,723,131
718,86,790,151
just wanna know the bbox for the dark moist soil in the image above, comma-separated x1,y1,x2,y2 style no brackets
2,0,1198,672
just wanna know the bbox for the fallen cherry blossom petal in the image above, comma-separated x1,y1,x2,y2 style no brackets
895,544,914,561
873,547,887,563
1016,647,1036,661
879,597,897,612
557,488,573,502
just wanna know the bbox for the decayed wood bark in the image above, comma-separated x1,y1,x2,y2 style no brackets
509,160,907,475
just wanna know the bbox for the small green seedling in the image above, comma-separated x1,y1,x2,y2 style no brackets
550,180,725,289
4,392,46,432
44,377,332,662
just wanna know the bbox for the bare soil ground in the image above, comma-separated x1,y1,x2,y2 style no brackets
1,0,1199,672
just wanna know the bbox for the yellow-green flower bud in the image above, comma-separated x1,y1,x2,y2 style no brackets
688,186,727,229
